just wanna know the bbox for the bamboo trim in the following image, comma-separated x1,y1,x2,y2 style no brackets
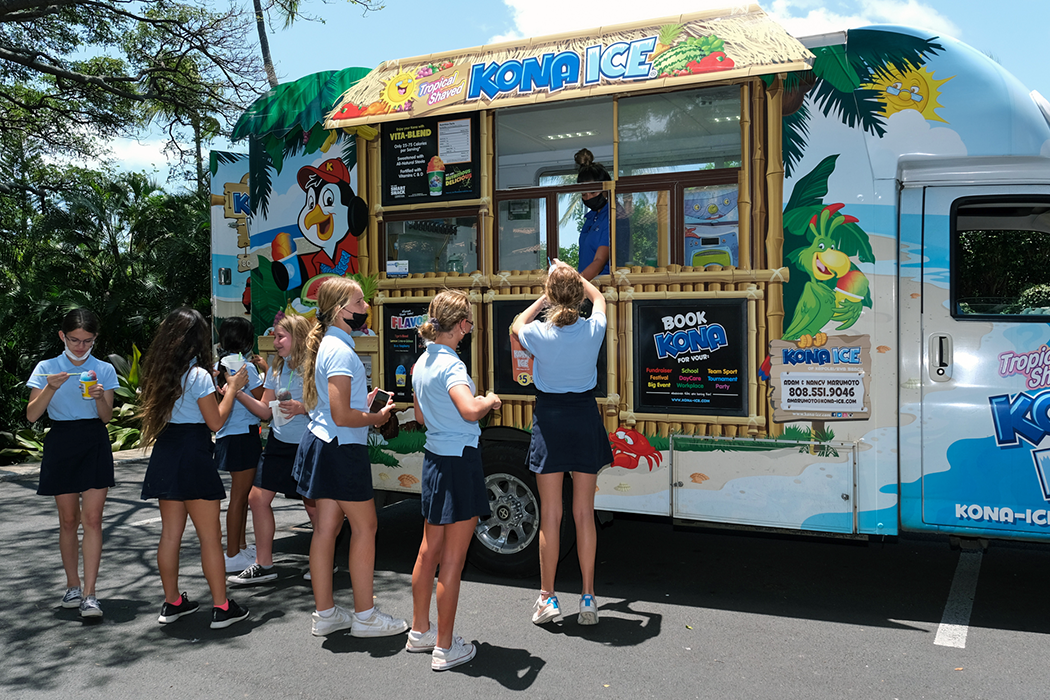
746,292,759,435
750,76,767,273
619,412,756,426
366,134,382,274
481,111,494,277
624,300,635,426
624,289,765,300
376,197,489,216
738,82,752,271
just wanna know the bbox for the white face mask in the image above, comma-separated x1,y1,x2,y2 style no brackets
64,347,91,362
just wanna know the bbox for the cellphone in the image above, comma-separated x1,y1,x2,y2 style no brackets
369,388,393,413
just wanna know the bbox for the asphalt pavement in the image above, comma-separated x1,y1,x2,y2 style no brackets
3,458,1050,699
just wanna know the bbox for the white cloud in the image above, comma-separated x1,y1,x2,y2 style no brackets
490,0,754,43
492,0,960,43
769,0,960,39
101,138,170,174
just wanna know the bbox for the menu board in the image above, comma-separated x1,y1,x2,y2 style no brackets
632,299,747,416
381,302,473,402
380,113,480,206
491,299,607,397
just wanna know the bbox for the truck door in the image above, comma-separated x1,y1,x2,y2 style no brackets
902,183,1050,537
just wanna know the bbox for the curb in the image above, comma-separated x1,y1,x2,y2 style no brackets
0,447,153,483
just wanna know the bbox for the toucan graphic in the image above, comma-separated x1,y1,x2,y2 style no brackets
272,158,368,291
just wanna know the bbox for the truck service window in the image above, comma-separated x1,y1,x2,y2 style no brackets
617,85,742,176
384,214,478,275
953,199,1050,319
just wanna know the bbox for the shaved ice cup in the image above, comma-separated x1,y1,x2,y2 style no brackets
269,400,290,428
221,355,246,374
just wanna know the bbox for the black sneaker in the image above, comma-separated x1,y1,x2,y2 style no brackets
210,598,250,629
158,593,200,624
228,563,278,586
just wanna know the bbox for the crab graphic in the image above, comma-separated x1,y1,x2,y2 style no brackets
609,427,663,471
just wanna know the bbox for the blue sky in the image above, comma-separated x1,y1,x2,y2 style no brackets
112,0,1050,173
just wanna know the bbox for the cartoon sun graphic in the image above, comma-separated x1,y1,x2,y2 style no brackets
382,70,417,111
865,63,952,123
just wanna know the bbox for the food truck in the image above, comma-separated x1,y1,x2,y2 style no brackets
210,4,1050,574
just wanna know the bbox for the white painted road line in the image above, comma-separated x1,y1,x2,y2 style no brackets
126,516,162,527
934,550,983,648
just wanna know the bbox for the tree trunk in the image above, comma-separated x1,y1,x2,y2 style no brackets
254,0,279,88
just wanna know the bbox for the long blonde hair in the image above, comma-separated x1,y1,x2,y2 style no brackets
418,289,470,342
301,277,362,410
545,264,584,328
271,313,314,382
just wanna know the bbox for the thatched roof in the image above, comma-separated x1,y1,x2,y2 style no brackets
324,4,812,129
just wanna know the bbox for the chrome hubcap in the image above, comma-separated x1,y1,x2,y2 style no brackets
475,472,538,555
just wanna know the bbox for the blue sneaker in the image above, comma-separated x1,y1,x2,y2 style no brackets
579,594,599,625
531,594,560,624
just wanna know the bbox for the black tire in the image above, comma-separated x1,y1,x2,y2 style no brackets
468,442,575,577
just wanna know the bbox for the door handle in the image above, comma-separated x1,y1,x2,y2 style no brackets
929,333,953,382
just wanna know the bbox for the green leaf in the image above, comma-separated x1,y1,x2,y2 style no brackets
784,155,838,216
811,45,862,92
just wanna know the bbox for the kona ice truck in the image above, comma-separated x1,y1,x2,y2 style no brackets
209,4,1050,575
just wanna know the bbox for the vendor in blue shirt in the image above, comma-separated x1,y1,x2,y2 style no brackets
575,148,613,280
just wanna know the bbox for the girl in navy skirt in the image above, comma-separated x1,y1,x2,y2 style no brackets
138,308,251,630
511,260,612,626
213,316,265,574
292,277,407,639
407,289,500,671
27,308,118,620
228,313,316,586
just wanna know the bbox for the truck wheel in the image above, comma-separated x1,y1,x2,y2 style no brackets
469,443,575,577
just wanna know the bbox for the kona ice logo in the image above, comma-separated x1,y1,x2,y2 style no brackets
999,345,1050,390
988,387,1050,447
654,311,728,361
467,36,658,100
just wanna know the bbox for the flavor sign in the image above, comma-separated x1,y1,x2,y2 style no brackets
381,302,473,402
632,299,747,416
380,113,479,206
768,336,872,422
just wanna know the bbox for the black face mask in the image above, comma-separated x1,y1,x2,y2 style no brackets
583,193,607,211
345,311,368,329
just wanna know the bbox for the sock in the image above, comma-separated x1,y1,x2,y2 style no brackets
216,599,230,611
172,595,183,606
354,606,375,621
317,606,336,618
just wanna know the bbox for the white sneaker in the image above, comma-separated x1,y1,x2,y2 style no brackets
578,594,599,625
406,624,438,652
311,605,353,636
350,607,409,638
224,549,254,573
432,636,476,671
531,594,561,624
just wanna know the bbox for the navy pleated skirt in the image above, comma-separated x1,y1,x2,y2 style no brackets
214,425,261,472
141,423,225,501
528,391,613,475
421,446,490,525
256,435,301,498
292,431,372,502
38,419,115,496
